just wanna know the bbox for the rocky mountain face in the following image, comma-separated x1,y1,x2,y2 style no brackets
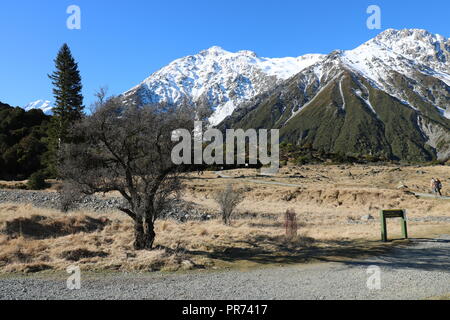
122,46,324,125
221,29,450,161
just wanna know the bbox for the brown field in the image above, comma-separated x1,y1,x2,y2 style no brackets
0,164,449,273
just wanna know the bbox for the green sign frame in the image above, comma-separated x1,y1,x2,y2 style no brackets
380,209,408,242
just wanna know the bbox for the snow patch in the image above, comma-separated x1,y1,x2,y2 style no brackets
23,100,53,115
339,79,346,110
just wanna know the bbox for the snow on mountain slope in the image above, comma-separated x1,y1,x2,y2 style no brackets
257,54,326,79
342,29,450,85
123,47,324,125
340,29,450,119
374,29,450,77
23,100,53,115
122,28,450,128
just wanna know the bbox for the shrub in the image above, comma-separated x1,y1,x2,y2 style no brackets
284,209,298,239
27,171,50,190
294,155,311,165
214,184,244,225
60,249,108,262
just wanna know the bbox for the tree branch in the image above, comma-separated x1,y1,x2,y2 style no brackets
118,207,137,220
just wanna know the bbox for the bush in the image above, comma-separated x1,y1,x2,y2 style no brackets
284,209,298,239
214,184,244,225
294,155,311,165
60,249,108,262
27,171,50,190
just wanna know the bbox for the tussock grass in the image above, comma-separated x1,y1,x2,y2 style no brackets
0,201,447,274
1,164,449,273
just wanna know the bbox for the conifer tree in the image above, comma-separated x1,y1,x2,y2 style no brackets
46,44,84,176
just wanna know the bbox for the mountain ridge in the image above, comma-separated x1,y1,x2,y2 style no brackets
122,47,325,125
220,28,450,161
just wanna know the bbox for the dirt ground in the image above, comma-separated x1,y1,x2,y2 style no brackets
0,164,449,273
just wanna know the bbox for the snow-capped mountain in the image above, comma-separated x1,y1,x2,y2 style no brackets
122,28,450,161
23,100,53,115
123,47,324,125
222,29,450,161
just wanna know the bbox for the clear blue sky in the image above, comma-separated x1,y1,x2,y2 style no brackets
1,0,449,108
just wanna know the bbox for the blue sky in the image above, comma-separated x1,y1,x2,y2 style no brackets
1,0,450,108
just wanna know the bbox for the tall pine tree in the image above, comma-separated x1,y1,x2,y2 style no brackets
46,44,84,177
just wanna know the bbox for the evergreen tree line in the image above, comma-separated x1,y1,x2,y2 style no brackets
0,102,50,180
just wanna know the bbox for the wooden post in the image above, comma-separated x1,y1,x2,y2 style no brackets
380,209,408,242
401,215,408,239
380,210,388,242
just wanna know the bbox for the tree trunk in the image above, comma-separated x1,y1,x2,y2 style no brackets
143,218,156,249
133,218,156,250
133,218,145,250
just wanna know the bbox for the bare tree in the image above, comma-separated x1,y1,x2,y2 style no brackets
214,184,244,225
88,86,109,114
59,96,196,250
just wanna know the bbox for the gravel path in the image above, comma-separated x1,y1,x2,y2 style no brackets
414,192,450,200
1,235,449,300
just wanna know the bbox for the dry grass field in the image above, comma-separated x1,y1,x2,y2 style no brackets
0,164,449,274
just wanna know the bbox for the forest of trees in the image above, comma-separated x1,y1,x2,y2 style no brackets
0,102,50,180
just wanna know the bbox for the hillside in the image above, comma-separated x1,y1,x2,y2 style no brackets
0,102,50,180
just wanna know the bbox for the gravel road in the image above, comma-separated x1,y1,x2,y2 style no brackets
1,235,449,300
414,192,450,200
